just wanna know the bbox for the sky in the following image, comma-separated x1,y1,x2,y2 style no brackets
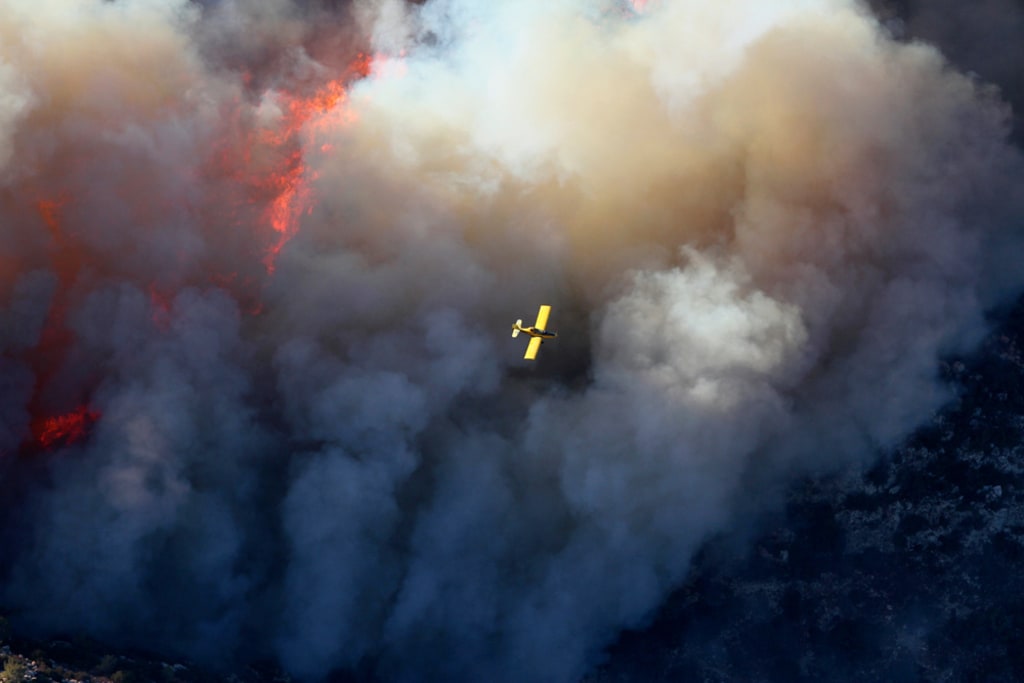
1,0,1023,681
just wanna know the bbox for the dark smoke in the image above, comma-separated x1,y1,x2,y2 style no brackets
2,0,1024,681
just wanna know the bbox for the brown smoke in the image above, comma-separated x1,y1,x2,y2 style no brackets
1,1,1023,681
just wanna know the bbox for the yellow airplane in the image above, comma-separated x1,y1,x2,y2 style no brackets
512,305,557,360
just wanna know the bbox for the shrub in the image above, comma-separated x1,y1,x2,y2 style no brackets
112,669,142,683
1,657,27,683
97,654,120,674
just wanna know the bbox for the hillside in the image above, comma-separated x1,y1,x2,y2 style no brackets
594,303,1024,681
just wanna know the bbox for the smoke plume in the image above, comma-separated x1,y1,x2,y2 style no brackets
1,0,1023,680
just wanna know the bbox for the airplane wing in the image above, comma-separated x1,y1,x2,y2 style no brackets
524,336,543,360
534,305,551,330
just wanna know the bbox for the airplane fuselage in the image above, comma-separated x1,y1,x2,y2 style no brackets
513,322,557,340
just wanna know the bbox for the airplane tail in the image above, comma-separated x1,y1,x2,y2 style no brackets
512,319,522,338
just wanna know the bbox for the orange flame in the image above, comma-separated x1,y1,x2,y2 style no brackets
204,52,387,277
253,76,356,273
13,55,390,457
14,54,390,456
350,52,374,79
32,405,101,450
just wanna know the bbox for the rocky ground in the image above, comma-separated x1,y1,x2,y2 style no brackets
593,303,1024,682
0,623,289,683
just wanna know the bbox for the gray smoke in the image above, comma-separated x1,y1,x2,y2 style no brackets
1,0,1023,681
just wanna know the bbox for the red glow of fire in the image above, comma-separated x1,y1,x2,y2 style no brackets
31,405,101,450
37,196,66,236
350,52,374,79
13,52,397,455
36,195,80,291
31,196,80,363
205,51,393,276
32,195,82,343
259,147,313,273
249,76,355,273
20,196,99,454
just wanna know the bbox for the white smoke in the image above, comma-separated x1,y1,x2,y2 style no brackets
1,0,1023,681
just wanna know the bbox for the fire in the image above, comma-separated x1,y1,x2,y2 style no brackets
37,197,66,237
258,144,314,274
34,199,75,345
31,405,101,450
350,51,374,79
203,52,387,275
15,196,100,455
251,60,368,273
11,52,392,455
35,195,79,291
